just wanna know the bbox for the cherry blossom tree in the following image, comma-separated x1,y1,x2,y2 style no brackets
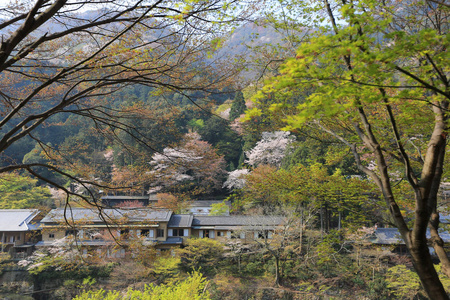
149,132,226,195
245,131,295,168
223,168,249,191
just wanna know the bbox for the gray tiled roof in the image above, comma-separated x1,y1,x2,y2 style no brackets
160,237,183,244
0,209,40,232
190,200,230,207
438,214,450,224
370,228,450,244
101,196,149,200
41,208,172,224
168,214,193,228
192,215,284,227
370,228,403,244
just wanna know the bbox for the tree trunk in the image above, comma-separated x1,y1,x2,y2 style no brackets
274,256,280,286
238,252,241,274
299,208,303,254
408,237,449,300
320,206,324,239
338,210,341,230
428,138,450,278
430,212,450,278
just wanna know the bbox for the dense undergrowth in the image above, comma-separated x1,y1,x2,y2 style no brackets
3,233,449,299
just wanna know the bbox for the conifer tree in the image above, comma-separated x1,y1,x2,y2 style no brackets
229,91,246,121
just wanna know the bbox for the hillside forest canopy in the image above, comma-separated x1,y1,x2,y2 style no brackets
0,0,449,299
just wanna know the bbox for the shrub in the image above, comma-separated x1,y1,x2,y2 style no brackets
176,238,224,274
73,270,211,300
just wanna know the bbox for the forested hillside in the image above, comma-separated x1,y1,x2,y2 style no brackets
0,17,313,203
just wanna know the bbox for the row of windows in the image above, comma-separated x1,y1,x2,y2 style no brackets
168,229,188,237
200,230,273,239
2,235,21,243
49,229,273,240
50,229,167,239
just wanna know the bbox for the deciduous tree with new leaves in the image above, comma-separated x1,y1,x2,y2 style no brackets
248,0,450,298
0,172,53,208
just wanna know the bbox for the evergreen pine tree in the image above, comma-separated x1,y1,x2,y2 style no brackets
229,91,246,121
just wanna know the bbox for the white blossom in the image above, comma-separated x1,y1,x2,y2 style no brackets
245,131,295,168
220,107,231,119
72,177,101,194
18,259,31,267
223,169,250,190
148,132,226,193
103,148,114,161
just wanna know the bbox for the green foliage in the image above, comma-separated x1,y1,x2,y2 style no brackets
198,117,243,169
22,143,67,185
244,261,265,276
73,270,211,300
188,118,205,131
367,274,390,300
386,265,422,299
149,256,182,283
248,1,449,179
229,91,246,121
315,232,341,267
0,172,53,208
235,162,379,228
386,264,450,299
244,1,449,297
176,238,224,274
209,201,229,216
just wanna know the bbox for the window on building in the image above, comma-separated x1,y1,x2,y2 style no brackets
157,229,164,238
257,230,271,239
49,233,55,239
229,231,240,239
141,229,149,237
86,230,101,240
217,231,223,237
202,230,210,238
171,229,186,237
119,229,130,238
65,230,77,237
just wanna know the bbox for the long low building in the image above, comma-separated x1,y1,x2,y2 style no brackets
35,208,286,255
37,208,174,248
